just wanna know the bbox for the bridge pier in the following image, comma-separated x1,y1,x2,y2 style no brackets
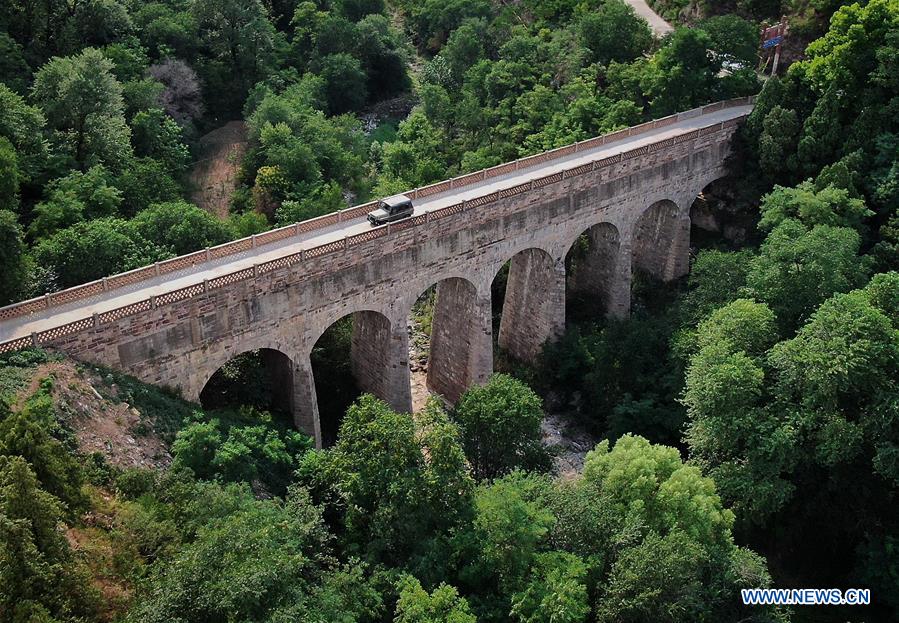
291,355,322,448
568,222,629,318
350,310,412,414
632,200,691,282
428,278,493,403
498,250,565,362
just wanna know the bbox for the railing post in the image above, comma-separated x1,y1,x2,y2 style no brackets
251,234,257,248
150,295,157,310
44,294,50,308
295,223,301,235
343,236,348,250
92,313,99,328
425,211,431,223
205,247,210,261
31,332,38,347
102,277,108,291
449,178,454,189
338,210,343,223
301,249,306,261
203,279,209,292
387,223,392,235
253,264,258,277
154,262,160,276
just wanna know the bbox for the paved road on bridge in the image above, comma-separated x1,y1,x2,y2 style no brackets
0,104,751,343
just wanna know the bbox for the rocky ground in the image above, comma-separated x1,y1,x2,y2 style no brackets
187,120,248,218
12,361,172,470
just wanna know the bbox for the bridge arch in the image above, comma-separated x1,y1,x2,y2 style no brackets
198,346,298,418
490,246,565,364
563,220,627,320
406,274,492,406
307,307,410,447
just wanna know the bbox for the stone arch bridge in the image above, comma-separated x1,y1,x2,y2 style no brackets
0,97,754,447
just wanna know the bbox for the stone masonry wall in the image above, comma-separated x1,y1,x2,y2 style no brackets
36,128,738,445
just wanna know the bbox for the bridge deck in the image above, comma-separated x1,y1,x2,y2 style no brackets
0,105,751,343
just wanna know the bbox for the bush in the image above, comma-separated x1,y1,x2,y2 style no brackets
116,467,159,499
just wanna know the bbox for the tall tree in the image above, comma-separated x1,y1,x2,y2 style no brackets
31,47,132,171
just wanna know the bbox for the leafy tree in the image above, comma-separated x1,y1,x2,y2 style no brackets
745,219,869,331
0,392,86,512
0,32,30,94
683,299,791,523
459,471,554,598
757,105,800,182
33,217,167,288
0,210,28,305
401,0,493,53
452,374,550,480
318,52,369,114
172,408,311,493
686,278,899,548
29,165,123,238
584,434,736,548
642,28,719,116
130,108,191,172
680,249,754,325
583,435,784,623
510,551,589,623
0,456,97,621
125,487,382,623
0,83,49,185
578,0,652,66
758,181,873,233
769,286,899,475
395,576,477,623
356,14,411,101
298,396,473,566
0,138,19,212
114,157,182,217
700,15,759,68
31,47,133,171
101,40,152,82
193,0,277,116
130,200,235,255
437,18,486,87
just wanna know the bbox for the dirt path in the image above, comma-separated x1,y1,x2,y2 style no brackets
187,121,248,218
624,0,673,36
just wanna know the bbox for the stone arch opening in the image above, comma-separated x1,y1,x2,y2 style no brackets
310,309,397,447
631,199,689,283
564,221,623,322
199,347,296,423
408,276,491,409
490,247,564,365
689,177,751,249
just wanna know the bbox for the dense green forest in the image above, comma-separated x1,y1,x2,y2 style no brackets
1,0,899,622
